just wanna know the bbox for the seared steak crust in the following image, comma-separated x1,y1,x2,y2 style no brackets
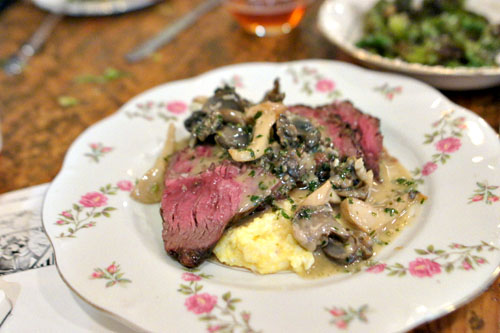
289,101,383,176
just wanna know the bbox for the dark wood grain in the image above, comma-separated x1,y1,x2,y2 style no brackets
0,1,499,331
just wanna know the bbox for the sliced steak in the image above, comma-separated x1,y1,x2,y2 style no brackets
161,146,279,268
165,145,221,180
289,101,383,176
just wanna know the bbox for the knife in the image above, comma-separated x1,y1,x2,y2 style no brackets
126,0,222,63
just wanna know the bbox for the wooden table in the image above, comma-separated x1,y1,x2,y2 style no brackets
0,1,499,331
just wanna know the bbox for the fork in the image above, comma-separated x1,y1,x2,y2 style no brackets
3,13,62,76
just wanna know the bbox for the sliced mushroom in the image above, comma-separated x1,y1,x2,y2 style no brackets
276,112,321,150
184,110,207,133
228,101,286,162
292,203,374,265
340,198,393,233
219,108,246,126
323,231,373,265
331,157,372,200
185,86,250,144
131,124,176,204
215,124,250,149
261,78,285,103
354,158,374,188
202,85,248,113
300,181,341,207
292,204,350,252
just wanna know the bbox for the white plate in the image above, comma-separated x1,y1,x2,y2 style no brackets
42,60,500,332
32,0,159,16
317,0,500,90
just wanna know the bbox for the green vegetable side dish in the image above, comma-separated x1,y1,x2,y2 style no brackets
356,0,500,67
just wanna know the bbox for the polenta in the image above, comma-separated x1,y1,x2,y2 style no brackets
213,209,314,274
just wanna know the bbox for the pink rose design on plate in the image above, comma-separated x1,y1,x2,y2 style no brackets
79,192,108,207
61,211,73,218
329,308,346,317
422,162,438,176
315,79,335,93
435,137,461,153
335,319,348,329
117,180,133,191
471,194,484,202
208,325,222,333
184,293,217,314
462,260,472,271
241,312,251,322
408,258,441,277
107,264,118,274
166,101,187,114
181,272,201,282
366,263,386,273
489,196,499,203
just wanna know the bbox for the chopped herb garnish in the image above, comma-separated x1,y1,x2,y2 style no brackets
348,198,354,204
395,178,415,186
254,111,263,120
150,183,159,193
298,208,312,219
384,208,399,216
281,210,291,219
420,198,426,204
258,181,268,190
249,170,256,177
335,213,341,219
264,147,273,155
371,212,377,216
256,134,263,138
250,195,260,202
308,181,319,192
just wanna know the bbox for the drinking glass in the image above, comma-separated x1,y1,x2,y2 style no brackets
226,0,312,37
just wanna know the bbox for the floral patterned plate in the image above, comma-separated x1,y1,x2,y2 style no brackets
42,60,500,332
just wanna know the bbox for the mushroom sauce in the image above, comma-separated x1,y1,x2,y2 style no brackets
132,82,426,276
297,151,425,279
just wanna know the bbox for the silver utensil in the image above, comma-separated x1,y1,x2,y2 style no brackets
3,13,62,76
126,0,222,63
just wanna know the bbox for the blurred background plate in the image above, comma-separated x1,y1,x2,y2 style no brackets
31,0,160,16
317,0,500,90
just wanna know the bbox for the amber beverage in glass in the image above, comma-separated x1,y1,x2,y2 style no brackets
226,0,311,36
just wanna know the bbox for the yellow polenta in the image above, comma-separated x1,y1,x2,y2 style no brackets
213,209,314,274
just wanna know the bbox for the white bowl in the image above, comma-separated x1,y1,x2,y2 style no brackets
317,0,500,90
